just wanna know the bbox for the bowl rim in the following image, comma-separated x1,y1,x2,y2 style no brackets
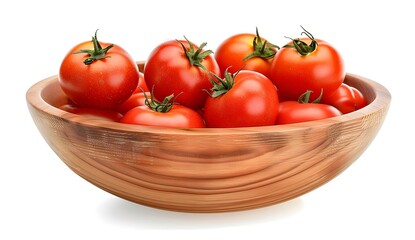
26,73,391,136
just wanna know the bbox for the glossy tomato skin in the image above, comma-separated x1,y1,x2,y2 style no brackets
115,92,149,115
321,83,367,114
59,104,123,122
351,87,367,109
276,101,342,125
59,41,139,109
120,105,205,128
134,72,149,93
203,70,279,128
270,38,345,102
144,40,220,110
215,33,275,79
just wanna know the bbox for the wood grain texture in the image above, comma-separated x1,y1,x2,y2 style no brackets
26,65,391,212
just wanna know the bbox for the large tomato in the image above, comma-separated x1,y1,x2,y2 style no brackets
203,70,279,128
215,28,278,79
120,93,205,128
59,30,139,109
270,27,345,102
321,83,367,114
144,37,220,110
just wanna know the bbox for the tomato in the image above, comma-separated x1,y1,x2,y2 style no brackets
59,30,139,109
114,72,150,114
120,93,205,128
144,37,220,110
59,104,123,122
215,28,279,79
321,83,367,114
203,70,279,128
121,105,205,128
350,87,367,109
115,92,149,115
270,27,345,102
276,101,342,125
132,72,148,93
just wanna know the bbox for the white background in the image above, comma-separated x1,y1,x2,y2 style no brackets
1,0,413,239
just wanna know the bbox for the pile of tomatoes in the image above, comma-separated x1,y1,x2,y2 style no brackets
58,27,367,128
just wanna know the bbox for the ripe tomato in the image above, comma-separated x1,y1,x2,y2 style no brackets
270,27,345,102
203,70,279,128
120,93,205,128
215,28,279,79
144,37,220,110
59,30,139,109
276,101,342,125
115,92,149,115
321,83,367,114
350,87,367,108
133,72,149,93
59,104,123,122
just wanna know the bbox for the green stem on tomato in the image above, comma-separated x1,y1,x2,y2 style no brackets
243,27,279,61
142,86,182,113
177,36,213,72
298,89,324,104
283,26,318,56
208,67,243,98
73,29,114,65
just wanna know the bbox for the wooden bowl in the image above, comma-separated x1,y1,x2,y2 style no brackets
26,64,391,212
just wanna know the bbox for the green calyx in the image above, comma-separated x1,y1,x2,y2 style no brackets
209,68,240,98
298,89,323,104
243,27,279,61
73,29,114,65
142,87,179,113
283,26,318,56
177,36,213,72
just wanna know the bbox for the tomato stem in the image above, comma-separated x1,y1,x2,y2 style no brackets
143,87,181,113
208,68,241,98
243,27,279,61
298,89,323,104
177,36,214,72
283,26,318,56
73,29,114,65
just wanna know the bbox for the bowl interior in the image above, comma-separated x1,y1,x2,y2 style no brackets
35,72,382,134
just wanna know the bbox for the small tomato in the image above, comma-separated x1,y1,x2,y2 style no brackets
321,83,367,114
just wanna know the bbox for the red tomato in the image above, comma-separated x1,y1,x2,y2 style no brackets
215,28,278,79
121,105,205,128
276,101,342,125
133,72,149,93
322,83,367,114
351,87,367,109
144,37,220,110
203,70,279,128
59,104,123,122
270,27,345,102
115,92,149,115
59,30,139,109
